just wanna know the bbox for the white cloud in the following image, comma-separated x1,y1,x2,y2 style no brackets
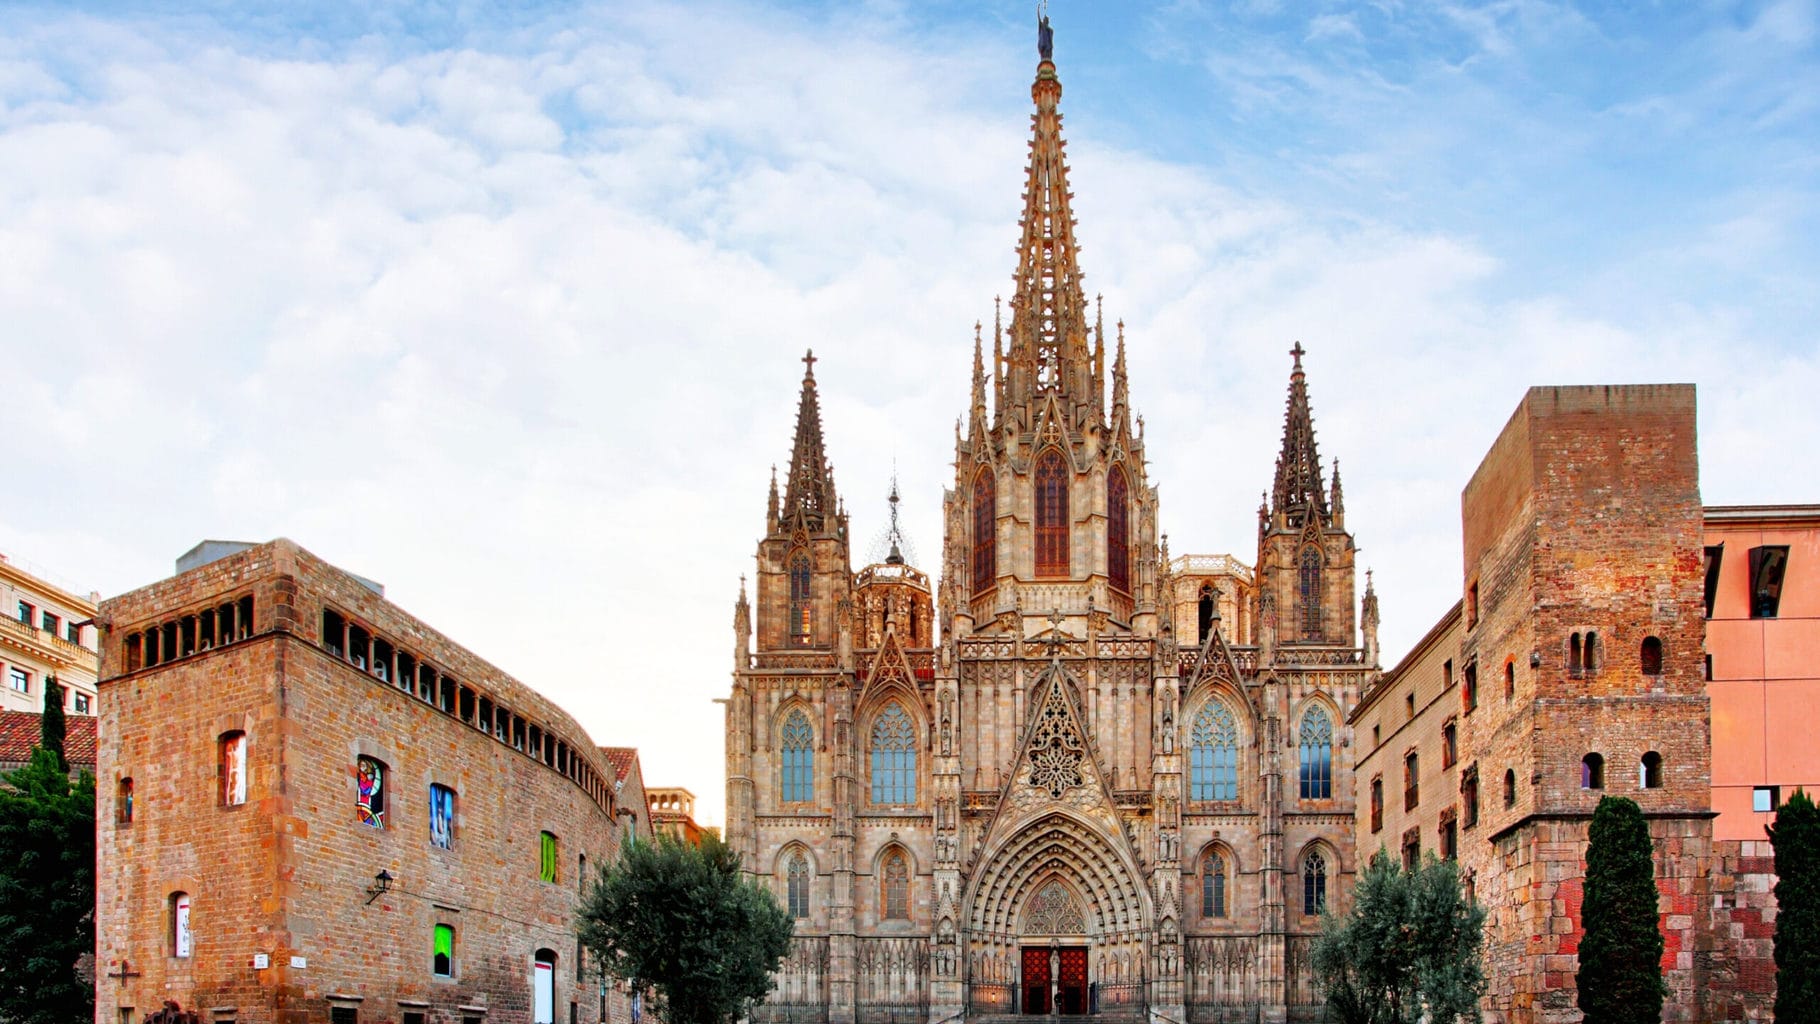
0,2,1814,827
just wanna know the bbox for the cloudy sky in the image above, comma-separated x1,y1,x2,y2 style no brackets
3,0,1815,827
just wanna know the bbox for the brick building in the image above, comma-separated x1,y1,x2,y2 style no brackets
725,32,1377,1024
96,539,649,1024
1352,385,1795,1024
0,551,100,716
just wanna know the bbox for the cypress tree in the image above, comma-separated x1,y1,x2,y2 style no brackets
1576,795,1665,1024
1771,788,1820,1024
40,676,66,774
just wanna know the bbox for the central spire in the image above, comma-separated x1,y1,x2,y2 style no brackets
1002,16,1094,422
784,348,837,529
1271,342,1328,524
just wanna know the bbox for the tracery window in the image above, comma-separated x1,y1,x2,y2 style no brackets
787,851,810,918
355,755,385,827
789,552,813,646
780,710,814,804
1035,449,1069,577
870,703,917,804
1299,547,1323,640
882,851,909,920
1108,466,1130,593
972,469,997,593
1189,701,1238,802
1298,706,1333,800
1202,852,1228,918
1303,852,1326,915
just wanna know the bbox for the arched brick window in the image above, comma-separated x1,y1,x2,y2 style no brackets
1641,636,1663,676
220,731,248,807
355,755,385,827
1641,751,1663,789
170,891,192,958
972,469,997,594
1190,701,1238,802
1107,466,1130,594
1504,768,1517,808
1035,449,1069,577
1581,753,1604,791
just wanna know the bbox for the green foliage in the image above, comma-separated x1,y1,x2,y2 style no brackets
1576,795,1666,1024
1772,788,1820,1024
577,831,792,1024
40,677,66,773
0,746,96,1024
1310,849,1488,1024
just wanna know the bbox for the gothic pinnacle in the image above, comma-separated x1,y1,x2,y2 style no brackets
1271,342,1327,521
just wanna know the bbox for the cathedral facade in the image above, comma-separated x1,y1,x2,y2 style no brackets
723,41,1378,1024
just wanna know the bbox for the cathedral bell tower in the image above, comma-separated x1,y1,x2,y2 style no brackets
756,350,854,654
1255,343,1358,655
942,40,1160,639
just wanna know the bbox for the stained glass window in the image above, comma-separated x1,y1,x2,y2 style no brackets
870,703,917,804
1298,707,1333,799
356,756,385,828
1190,702,1238,801
1202,853,1227,918
780,710,814,803
972,469,997,593
540,831,559,883
1303,852,1326,915
1108,466,1130,593
883,852,909,920
1299,547,1323,640
787,851,810,918
789,552,813,645
429,784,456,850
1035,449,1069,577
220,731,248,806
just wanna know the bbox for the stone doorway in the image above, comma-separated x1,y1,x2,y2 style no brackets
1020,946,1088,1015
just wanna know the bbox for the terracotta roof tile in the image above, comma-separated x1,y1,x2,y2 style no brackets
600,746,638,783
0,711,97,769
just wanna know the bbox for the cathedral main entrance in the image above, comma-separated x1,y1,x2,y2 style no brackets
1020,946,1088,1015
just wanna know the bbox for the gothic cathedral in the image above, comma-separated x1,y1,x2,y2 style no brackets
725,31,1379,1024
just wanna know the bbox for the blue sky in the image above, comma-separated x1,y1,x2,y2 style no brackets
2,0,1815,823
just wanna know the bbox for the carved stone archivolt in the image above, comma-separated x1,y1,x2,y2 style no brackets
966,812,1146,938
1022,879,1087,935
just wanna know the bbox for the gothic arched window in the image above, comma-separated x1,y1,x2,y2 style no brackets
1202,851,1228,918
1299,546,1323,640
1303,851,1327,915
882,851,909,920
1298,706,1333,800
1035,449,1069,577
780,710,814,804
972,469,997,594
1190,701,1238,802
787,851,810,918
789,552,812,646
870,703,917,804
1108,466,1130,594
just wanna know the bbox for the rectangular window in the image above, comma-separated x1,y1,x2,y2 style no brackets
404,1014,426,1024
67,621,82,645
1439,813,1458,861
16,601,33,625
1401,828,1420,871
1462,765,1480,828
1463,662,1478,713
7,668,28,693
540,831,559,883
1749,546,1790,619
1369,777,1383,833
220,732,248,806
331,1009,358,1024
433,924,455,977
1703,544,1724,618
1442,721,1457,769
73,693,90,714
1404,753,1419,810
1466,582,1479,629
41,612,59,635
1754,786,1780,813
172,892,192,957
430,784,456,850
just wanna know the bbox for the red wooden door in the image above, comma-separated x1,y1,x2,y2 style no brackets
1058,947,1088,1015
1022,947,1052,1014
